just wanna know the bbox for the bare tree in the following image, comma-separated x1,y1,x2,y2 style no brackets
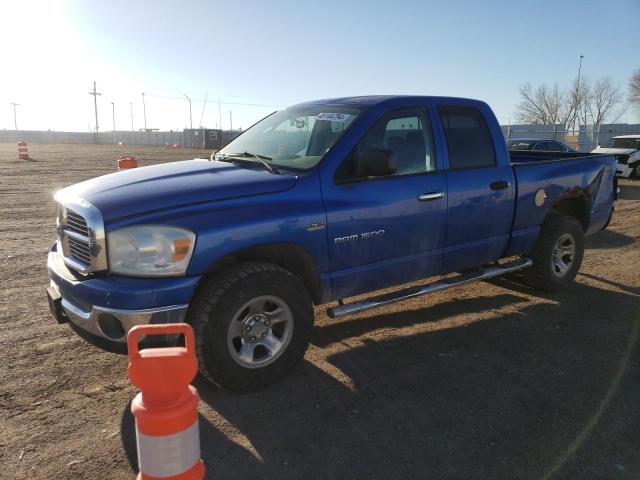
515,76,624,128
516,82,566,125
588,77,625,126
630,69,640,111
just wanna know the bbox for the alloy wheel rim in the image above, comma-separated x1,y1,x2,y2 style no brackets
551,233,576,278
227,295,293,369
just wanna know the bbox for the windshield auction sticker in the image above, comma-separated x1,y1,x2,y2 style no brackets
317,112,351,122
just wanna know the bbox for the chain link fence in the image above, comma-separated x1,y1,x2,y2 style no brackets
502,123,640,152
0,130,185,146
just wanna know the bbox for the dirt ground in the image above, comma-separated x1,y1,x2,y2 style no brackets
0,143,638,480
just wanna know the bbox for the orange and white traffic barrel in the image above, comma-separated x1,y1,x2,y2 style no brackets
17,141,29,160
118,155,137,170
127,324,205,480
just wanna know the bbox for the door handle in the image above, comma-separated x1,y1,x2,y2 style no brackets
417,191,445,201
490,181,510,190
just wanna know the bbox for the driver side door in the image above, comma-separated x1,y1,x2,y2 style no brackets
321,106,447,299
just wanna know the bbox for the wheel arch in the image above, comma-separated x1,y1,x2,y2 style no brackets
549,195,589,230
203,242,323,304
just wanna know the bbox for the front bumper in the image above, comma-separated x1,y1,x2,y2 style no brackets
47,244,200,350
615,162,635,178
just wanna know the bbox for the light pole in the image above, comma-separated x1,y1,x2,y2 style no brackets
183,94,193,129
111,102,116,144
129,102,134,131
573,54,584,134
10,102,19,130
141,92,147,131
229,110,233,132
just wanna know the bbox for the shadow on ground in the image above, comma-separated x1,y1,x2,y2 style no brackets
584,229,636,250
618,182,640,201
122,280,640,480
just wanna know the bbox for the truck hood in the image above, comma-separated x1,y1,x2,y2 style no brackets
58,159,297,222
590,147,637,155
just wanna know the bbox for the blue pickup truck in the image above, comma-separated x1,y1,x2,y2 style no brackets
47,96,617,391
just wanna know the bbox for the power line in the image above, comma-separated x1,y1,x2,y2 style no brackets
145,93,283,108
88,81,101,132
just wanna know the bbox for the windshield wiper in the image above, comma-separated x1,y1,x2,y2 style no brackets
224,151,279,174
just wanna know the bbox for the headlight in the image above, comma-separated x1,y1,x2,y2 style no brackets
107,225,196,276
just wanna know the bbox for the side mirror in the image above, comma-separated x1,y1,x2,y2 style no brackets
355,149,396,177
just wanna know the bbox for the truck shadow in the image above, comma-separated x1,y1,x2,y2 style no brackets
120,280,639,479
583,228,636,249
311,292,526,348
618,182,640,200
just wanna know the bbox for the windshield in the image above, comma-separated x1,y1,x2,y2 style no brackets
216,105,361,170
601,137,640,150
508,140,535,150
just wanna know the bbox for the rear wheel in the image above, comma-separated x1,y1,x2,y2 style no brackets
188,262,314,392
522,214,584,292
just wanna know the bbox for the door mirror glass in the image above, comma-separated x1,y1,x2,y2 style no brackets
356,149,397,177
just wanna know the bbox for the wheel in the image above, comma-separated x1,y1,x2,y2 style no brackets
188,262,314,392
522,214,584,292
632,164,640,178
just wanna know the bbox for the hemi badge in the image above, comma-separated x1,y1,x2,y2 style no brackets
307,222,326,232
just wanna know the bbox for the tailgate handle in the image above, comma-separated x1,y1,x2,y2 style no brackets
418,191,445,201
490,181,510,190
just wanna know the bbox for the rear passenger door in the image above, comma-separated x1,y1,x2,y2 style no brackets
436,104,515,272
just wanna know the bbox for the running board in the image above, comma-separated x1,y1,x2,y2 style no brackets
326,258,533,318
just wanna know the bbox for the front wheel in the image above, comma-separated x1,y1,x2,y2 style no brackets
522,214,585,292
188,262,314,392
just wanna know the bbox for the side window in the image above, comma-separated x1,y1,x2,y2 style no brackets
551,142,568,152
336,107,436,180
437,105,496,169
534,142,550,151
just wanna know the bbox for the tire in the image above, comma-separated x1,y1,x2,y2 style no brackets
188,261,314,392
522,214,584,292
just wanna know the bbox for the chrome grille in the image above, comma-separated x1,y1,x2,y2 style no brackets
68,236,92,263
55,194,107,274
65,209,89,236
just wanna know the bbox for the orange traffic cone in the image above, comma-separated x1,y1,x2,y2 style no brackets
127,324,205,480
118,155,137,170
17,141,29,160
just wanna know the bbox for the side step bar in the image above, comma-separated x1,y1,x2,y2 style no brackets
326,258,533,318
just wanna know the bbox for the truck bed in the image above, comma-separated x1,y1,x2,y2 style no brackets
508,150,617,246
509,150,603,164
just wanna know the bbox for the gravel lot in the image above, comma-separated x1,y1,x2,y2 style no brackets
0,143,638,479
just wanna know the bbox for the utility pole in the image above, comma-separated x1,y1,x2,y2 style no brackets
88,81,101,133
218,96,222,131
129,102,134,131
183,94,193,129
141,92,147,131
229,110,233,132
10,102,19,130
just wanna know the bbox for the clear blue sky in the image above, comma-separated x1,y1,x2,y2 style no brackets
1,0,639,131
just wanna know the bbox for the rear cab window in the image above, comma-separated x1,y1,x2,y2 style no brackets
437,105,496,169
